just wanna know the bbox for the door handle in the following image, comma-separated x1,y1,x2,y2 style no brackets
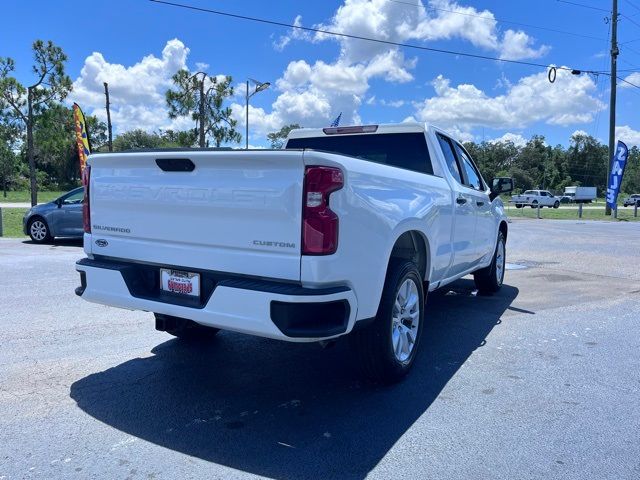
476,201,485,207
456,196,467,205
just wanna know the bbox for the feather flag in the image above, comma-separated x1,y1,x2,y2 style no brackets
73,103,91,174
330,112,342,127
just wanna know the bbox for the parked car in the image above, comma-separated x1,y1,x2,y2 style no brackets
511,190,560,209
23,187,84,243
559,195,573,204
75,123,513,383
623,194,640,207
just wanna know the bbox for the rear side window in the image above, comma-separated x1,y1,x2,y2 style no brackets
436,134,462,184
285,132,434,175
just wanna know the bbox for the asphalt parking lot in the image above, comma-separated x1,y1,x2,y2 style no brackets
1,218,639,479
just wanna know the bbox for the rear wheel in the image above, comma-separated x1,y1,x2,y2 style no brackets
28,217,52,243
515,203,522,209
473,232,506,295
530,200,538,209
154,313,220,341
351,260,424,384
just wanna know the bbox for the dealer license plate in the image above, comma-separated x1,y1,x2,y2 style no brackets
160,269,200,297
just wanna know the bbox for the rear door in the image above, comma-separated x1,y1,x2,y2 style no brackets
436,134,478,276
57,188,84,236
88,150,305,281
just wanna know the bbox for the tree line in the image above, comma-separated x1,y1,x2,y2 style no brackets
1,40,639,203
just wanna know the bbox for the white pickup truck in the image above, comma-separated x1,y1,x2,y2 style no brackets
76,123,513,383
511,189,560,209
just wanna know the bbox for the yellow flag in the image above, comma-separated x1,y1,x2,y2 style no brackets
73,103,91,173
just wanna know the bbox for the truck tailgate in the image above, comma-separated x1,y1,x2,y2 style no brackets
87,150,304,281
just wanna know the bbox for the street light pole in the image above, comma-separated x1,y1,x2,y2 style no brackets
246,80,249,150
245,78,270,149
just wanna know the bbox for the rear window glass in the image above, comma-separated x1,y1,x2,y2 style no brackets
285,132,434,175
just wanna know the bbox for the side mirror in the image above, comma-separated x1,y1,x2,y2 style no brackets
56,199,63,208
490,177,514,201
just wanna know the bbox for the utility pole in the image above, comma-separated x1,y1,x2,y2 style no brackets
198,77,205,148
606,0,619,215
103,82,113,152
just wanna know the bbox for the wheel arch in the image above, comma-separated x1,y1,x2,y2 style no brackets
498,220,509,242
498,220,508,241
387,229,431,284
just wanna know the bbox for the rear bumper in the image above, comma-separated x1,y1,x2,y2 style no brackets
75,257,357,342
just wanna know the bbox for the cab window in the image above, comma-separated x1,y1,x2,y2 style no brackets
453,143,484,191
436,134,463,184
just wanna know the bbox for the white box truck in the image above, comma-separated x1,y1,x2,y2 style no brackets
564,186,597,203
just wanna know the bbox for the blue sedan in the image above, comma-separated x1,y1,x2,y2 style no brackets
23,187,84,243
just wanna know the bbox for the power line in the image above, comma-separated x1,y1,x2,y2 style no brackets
384,0,605,41
618,75,640,87
621,13,640,28
149,0,607,75
555,0,611,13
620,43,640,55
624,0,640,12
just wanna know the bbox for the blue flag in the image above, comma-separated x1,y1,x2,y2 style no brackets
606,140,629,210
330,112,342,127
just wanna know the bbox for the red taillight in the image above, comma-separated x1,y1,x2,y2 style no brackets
302,166,344,255
82,165,91,233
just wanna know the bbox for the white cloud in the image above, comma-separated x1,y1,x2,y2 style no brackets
274,15,311,50
499,30,550,60
232,49,415,134
621,72,640,88
571,129,589,138
248,0,550,139
280,0,549,62
380,99,406,107
616,125,640,147
490,132,527,147
413,68,605,136
72,39,195,133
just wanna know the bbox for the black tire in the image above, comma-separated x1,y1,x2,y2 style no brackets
154,313,220,342
474,232,506,295
351,260,425,384
553,201,560,209
27,217,52,243
515,203,522,209
530,201,538,209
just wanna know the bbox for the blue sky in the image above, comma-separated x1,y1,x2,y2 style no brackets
2,0,640,147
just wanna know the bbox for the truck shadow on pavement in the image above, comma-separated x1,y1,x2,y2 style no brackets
70,279,519,479
22,238,83,247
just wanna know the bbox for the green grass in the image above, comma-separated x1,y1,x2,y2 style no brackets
0,191,66,203
0,208,28,237
506,205,640,221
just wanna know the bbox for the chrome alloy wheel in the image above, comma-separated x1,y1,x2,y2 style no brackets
391,278,420,363
495,238,505,285
30,220,48,241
